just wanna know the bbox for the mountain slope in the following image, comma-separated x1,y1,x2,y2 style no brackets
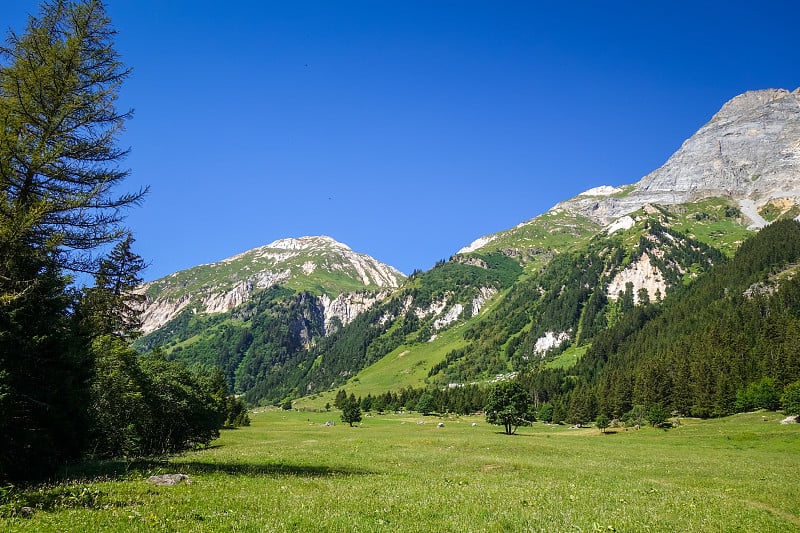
138,235,405,335
521,219,800,421
293,88,800,407
137,88,800,410
459,88,800,262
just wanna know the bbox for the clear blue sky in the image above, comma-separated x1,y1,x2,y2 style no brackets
6,1,800,279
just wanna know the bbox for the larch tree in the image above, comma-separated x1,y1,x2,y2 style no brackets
0,0,143,481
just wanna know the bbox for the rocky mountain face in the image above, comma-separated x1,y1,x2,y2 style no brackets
461,88,800,256
138,236,405,334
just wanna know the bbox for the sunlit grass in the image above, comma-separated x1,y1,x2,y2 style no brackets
3,410,798,532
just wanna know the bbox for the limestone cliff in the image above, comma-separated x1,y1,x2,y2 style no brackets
138,236,405,334
553,88,800,225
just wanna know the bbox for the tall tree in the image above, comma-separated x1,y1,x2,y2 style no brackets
80,234,146,339
0,0,145,275
0,0,142,481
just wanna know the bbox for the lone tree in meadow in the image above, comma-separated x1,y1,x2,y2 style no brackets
415,393,436,415
340,395,362,427
484,380,533,435
596,414,610,433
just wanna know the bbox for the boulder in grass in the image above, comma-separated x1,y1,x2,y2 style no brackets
148,473,191,486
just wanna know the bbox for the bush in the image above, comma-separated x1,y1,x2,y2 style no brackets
782,380,800,416
735,377,781,412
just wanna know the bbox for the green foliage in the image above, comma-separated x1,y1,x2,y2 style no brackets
415,393,436,415
781,380,800,416
223,395,250,428
735,377,781,412
79,235,146,340
595,413,610,433
647,405,669,428
625,405,647,427
339,396,362,427
484,380,533,434
0,248,89,482
536,402,554,423
518,220,800,424
0,0,146,270
88,337,228,458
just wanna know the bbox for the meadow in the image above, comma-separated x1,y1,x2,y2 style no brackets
2,410,798,532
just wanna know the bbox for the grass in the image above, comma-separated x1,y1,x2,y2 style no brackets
3,410,798,532
665,198,753,257
543,344,589,370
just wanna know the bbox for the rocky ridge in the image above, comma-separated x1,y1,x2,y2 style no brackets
138,236,405,334
460,88,800,254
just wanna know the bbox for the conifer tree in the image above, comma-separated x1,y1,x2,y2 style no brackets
0,0,142,481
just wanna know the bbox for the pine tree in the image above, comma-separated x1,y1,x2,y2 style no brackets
80,234,146,339
0,0,146,274
0,0,142,481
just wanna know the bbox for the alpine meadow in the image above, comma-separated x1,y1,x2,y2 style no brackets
2,1,800,532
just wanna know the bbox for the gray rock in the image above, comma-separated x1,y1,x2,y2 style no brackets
148,473,191,486
552,88,800,226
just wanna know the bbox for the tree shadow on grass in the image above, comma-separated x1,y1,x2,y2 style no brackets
2,461,372,516
59,458,373,482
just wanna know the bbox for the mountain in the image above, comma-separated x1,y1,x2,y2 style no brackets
138,235,405,335
459,88,800,260
295,87,800,407
134,237,406,396
136,88,800,411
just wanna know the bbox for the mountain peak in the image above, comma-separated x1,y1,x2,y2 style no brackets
264,235,351,252
554,87,800,224
458,88,800,255
138,235,404,333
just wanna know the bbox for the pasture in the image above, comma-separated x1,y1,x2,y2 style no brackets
2,410,798,532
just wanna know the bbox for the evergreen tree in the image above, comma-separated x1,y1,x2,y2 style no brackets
0,0,146,272
80,234,146,339
0,0,143,481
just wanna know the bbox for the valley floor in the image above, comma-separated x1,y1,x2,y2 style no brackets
2,410,799,532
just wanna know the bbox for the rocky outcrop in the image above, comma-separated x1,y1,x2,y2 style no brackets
534,331,570,355
606,253,667,304
471,287,498,316
555,88,800,225
462,88,800,255
318,291,389,333
138,236,405,334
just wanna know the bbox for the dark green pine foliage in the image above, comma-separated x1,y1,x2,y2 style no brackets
0,247,90,481
80,234,147,340
0,0,144,482
524,219,800,421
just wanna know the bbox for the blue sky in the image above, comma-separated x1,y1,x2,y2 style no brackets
6,1,800,279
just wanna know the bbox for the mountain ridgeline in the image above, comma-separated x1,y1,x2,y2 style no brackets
136,88,800,416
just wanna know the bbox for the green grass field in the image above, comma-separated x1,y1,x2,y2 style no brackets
2,410,798,532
